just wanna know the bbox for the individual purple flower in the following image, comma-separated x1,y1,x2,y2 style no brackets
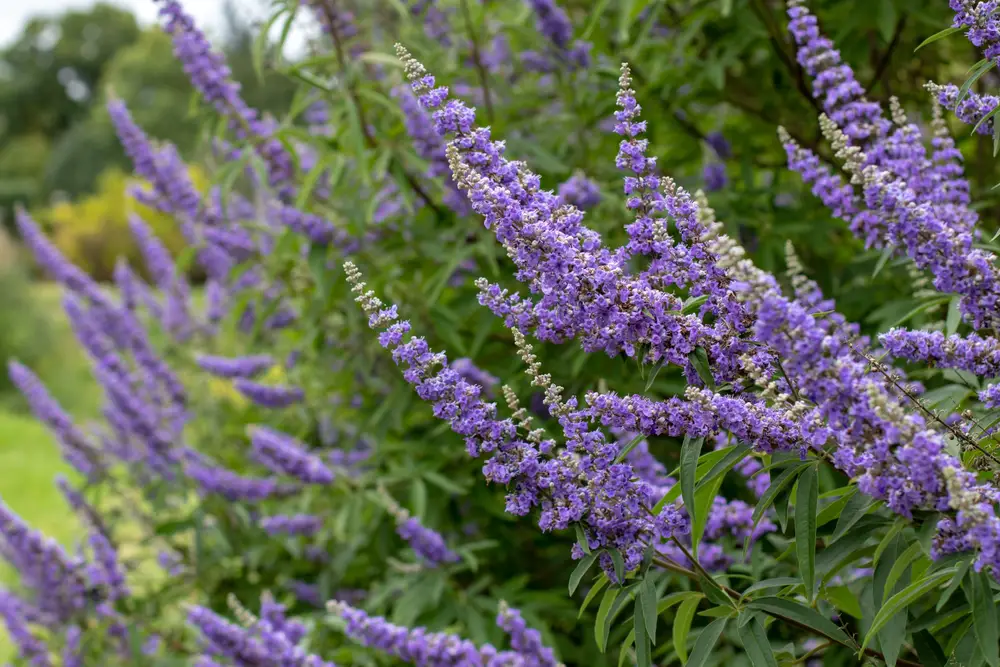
196,354,274,379
249,426,335,484
234,379,305,409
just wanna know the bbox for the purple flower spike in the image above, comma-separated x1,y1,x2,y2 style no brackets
195,354,274,379
233,379,305,408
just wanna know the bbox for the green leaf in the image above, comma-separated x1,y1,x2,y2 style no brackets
915,25,964,51
696,444,752,492
614,434,646,465
750,462,811,544
609,549,626,583
795,464,818,602
634,597,651,667
579,575,608,618
825,585,863,619
569,553,597,596
937,559,972,611
595,586,629,652
861,568,957,651
688,348,715,390
890,295,952,328
970,570,999,667
673,596,700,663
692,473,725,555
883,541,922,598
680,435,704,549
687,617,729,667
874,519,907,566
831,490,874,542
748,597,854,647
654,446,737,512
816,486,859,528
640,578,658,639
958,59,997,107
912,629,948,667
575,524,591,555
699,572,735,608
738,614,778,667
739,577,801,600
873,247,894,277
682,295,710,315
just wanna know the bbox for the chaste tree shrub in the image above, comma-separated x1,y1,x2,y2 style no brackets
3,0,1000,665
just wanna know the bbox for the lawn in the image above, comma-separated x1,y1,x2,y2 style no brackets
0,280,95,660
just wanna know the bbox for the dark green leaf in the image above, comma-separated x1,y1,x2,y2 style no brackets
699,572,735,608
748,597,854,647
831,490,874,542
687,617,729,667
614,434,647,464
862,568,957,650
680,435,704,550
640,577,657,639
696,443,752,492
609,549,626,583
673,596,700,663
914,25,964,51
795,464,818,602
937,559,972,611
688,348,715,390
569,553,597,596
912,629,947,667
738,614,778,667
634,597,651,667
970,570,999,667
958,59,997,107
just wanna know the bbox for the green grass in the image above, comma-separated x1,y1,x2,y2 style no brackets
0,281,95,660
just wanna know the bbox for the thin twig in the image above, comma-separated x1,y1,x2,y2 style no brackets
459,0,495,123
314,1,445,216
865,16,908,95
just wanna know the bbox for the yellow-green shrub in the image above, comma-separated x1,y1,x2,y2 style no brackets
40,167,208,282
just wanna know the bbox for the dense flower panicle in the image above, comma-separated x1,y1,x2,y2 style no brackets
786,0,888,146
189,604,334,667
556,172,601,210
450,358,499,394
8,361,103,477
0,499,90,625
951,0,1000,61
931,83,999,135
186,461,294,502
495,602,559,667
234,379,305,408
156,0,294,190
880,328,1000,377
333,601,533,666
195,354,274,379
395,516,460,566
348,260,686,575
0,591,52,666
394,86,470,215
261,514,324,536
14,209,111,308
249,426,335,484
128,214,180,291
